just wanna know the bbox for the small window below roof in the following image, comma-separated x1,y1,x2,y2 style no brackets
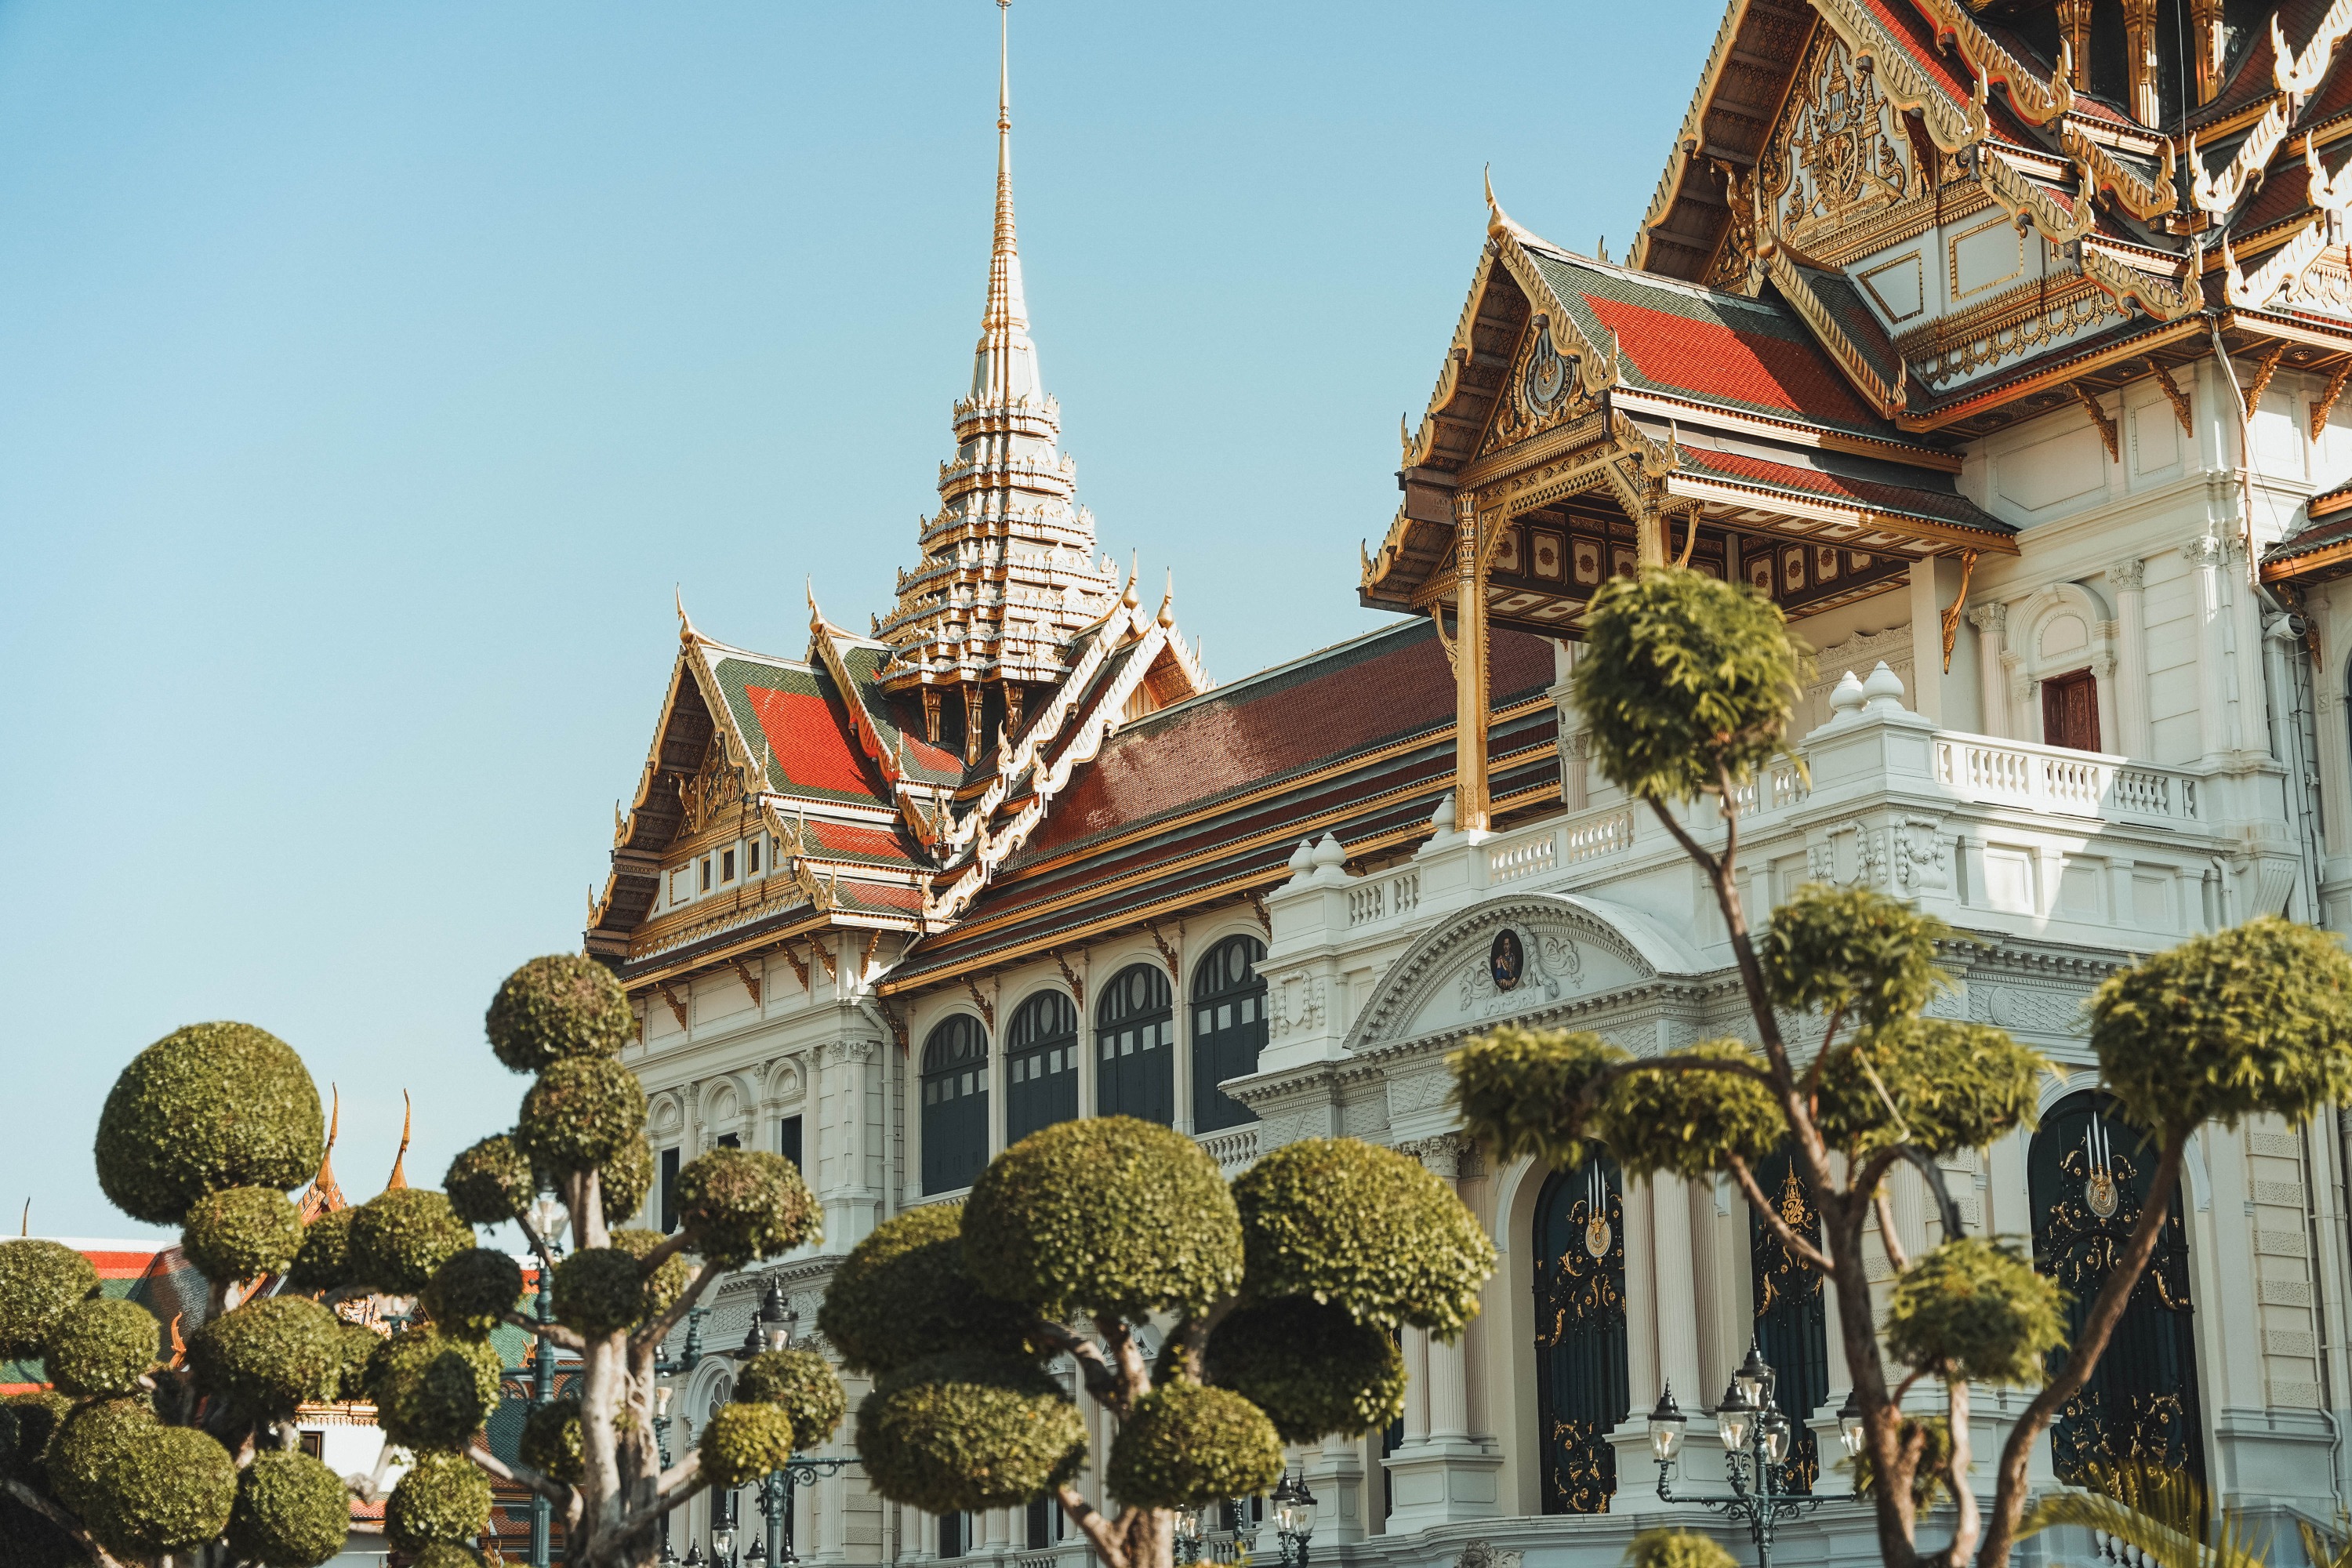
748,838,762,874
700,857,713,892
721,848,737,882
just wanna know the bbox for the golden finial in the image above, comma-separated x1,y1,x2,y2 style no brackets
1121,553,1140,608
386,1091,412,1192
17,1199,26,1237
1484,164,1535,243
1157,569,1175,628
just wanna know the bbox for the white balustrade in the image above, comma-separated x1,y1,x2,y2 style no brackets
1566,808,1635,862
1196,1123,1259,1171
1487,836,1556,882
1933,736,2203,825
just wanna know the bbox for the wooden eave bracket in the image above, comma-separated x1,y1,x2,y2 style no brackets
2312,360,2352,439
1052,948,1087,1014
2149,358,2195,434
729,956,764,1007
2247,340,2291,409
655,983,690,1033
964,974,996,1031
1939,549,1980,673
2073,383,2121,460
1145,919,1181,985
777,942,811,991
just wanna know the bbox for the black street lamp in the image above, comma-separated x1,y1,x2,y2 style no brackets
725,1279,851,1566
1650,1342,1842,1568
524,1194,569,1568
1173,1505,1203,1568
1270,1471,1317,1568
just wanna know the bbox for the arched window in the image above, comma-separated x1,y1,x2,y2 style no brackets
1534,1154,1628,1513
1191,935,1267,1134
1095,963,1174,1124
1749,1148,1831,1491
920,1014,989,1194
2030,1092,2204,1485
1005,990,1080,1144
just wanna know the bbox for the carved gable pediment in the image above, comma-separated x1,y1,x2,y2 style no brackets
1475,313,1606,463
1760,29,1929,260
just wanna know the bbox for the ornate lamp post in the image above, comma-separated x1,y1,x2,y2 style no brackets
1270,1471,1317,1568
730,1278,855,1566
524,1194,569,1568
1648,1341,1840,1568
1173,1505,1203,1568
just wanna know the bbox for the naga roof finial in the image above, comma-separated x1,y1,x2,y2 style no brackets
385,1091,412,1192
676,586,701,644
1484,164,1537,243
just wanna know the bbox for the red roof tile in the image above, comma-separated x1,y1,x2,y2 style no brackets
1675,443,2010,533
743,684,884,802
1583,292,1879,426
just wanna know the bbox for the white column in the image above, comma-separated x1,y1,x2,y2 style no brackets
2111,559,2151,755
1652,1177,1703,1406
1968,602,2009,737
2230,539,2273,756
1907,558,1947,724
2189,534,2234,760
1381,1136,1501,1530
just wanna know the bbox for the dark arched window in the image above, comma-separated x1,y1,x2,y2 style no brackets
1004,990,1079,1145
1534,1154,1628,1513
1749,1148,1831,1492
920,1014,989,1194
2030,1092,2204,1485
1096,963,1174,1124
1191,935,1267,1134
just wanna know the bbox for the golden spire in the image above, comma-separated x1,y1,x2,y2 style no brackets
300,1086,347,1221
385,1091,412,1192
978,0,1030,408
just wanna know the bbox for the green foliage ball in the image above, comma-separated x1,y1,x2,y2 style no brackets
0,1390,71,1483
410,1548,489,1568
0,1240,96,1359
1573,565,1806,804
700,1401,797,1488
738,1347,847,1446
818,1203,1036,1376
1759,884,1950,1028
1105,1381,1283,1509
1626,1530,1738,1568
334,1320,380,1400
1816,1019,2048,1158
181,1185,305,1283
965,1116,1241,1320
96,1021,324,1226
520,1396,584,1484
46,1397,157,1520
675,1148,819,1267
1232,1138,1493,1338
1594,1039,1787,1181
1449,1025,1628,1171
1849,1414,1951,1510
554,1247,649,1337
1886,1237,2067,1385
423,1248,524,1339
488,953,635,1072
189,1295,344,1419
45,1297,159,1396
1204,1296,1406,1442
365,1327,503,1450
347,1189,475,1294
518,1055,648,1174
612,1226,692,1319
444,1134,536,1228
602,1133,656,1228
2092,916,2352,1138
385,1448,492,1550
85,1424,238,1556
285,1207,357,1294
855,1351,1086,1512
227,1448,350,1568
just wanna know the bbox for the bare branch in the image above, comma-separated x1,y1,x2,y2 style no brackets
1936,1375,1981,1568
1645,795,1722,884
515,1209,561,1282
1871,1185,1914,1275
505,1310,586,1352
587,1452,710,1568
1058,1486,1134,1568
635,1228,696,1277
1032,1319,1123,1403
5,1479,126,1568
468,1439,573,1507
1726,1153,1834,1274
633,1258,725,1354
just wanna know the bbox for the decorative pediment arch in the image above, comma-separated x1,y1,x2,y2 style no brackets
1345,892,1707,1054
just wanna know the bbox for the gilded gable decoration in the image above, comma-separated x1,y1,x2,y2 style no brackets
1911,0,2074,125
678,735,738,837
1767,30,1925,250
2189,99,2289,219
2274,0,2352,107
2063,125,2178,221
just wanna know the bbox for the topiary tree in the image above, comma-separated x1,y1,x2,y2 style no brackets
819,1116,1494,1568
1447,565,2352,1568
1,953,832,1568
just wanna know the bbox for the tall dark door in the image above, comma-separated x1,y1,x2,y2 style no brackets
2042,669,2101,751
2030,1093,2205,1485
1534,1157,1628,1513
1750,1148,1831,1491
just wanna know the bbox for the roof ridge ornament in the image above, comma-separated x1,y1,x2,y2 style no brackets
676,586,701,644
1483,165,1539,245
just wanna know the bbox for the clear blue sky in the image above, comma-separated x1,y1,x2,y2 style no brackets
0,1,1718,1237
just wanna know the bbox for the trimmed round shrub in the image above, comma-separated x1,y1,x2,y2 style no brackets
1852,1414,1952,1510
0,1492,80,1568
1232,1138,1493,1338
1204,1296,1406,1442
612,1227,692,1319
84,1424,238,1556
818,1203,1035,1376
699,1401,796,1488
1572,564,1806,805
1449,1025,1628,1172
0,1390,71,1483
227,1447,350,1567
518,1056,647,1174
0,1240,96,1359
1105,1381,1283,1510
181,1185,305,1283
1815,1019,2049,1160
96,1021,323,1225
1758,883,1951,1029
45,1297,160,1396
2092,915,2352,1138
674,1148,818,1267
964,1117,1240,1320
1595,1039,1788,1182
189,1295,343,1418
738,1347,847,1446
385,1448,492,1550
444,1135,535,1227
347,1189,474,1295
366,1328,503,1450
285,1207,357,1294
46,1398,157,1519
1886,1237,2067,1385
423,1248,524,1339
602,1133,656,1227
334,1320,380,1400
519,1396,584,1484
1626,1530,1738,1568
855,1351,1086,1513
553,1247,647,1337
487,953,634,1072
